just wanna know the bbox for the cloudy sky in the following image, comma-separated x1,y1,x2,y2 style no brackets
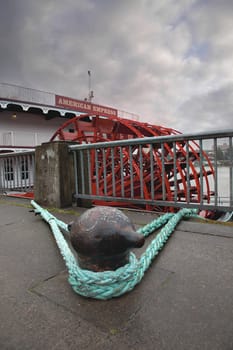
1,0,233,132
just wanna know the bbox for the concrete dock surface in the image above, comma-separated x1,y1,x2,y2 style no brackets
0,195,233,350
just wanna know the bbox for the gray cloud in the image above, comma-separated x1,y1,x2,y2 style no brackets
0,0,233,133
175,83,233,132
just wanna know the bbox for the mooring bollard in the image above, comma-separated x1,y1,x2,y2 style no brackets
68,206,145,272
31,200,196,299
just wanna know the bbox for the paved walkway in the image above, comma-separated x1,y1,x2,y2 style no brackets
0,196,233,350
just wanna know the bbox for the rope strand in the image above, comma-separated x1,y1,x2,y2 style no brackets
31,200,197,300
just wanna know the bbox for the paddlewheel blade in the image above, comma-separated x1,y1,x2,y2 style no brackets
50,114,214,212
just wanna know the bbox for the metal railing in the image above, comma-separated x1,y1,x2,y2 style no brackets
0,129,232,213
69,129,233,212
0,83,141,122
0,82,54,106
0,150,35,193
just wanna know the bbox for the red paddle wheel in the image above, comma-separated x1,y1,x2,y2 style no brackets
50,114,214,211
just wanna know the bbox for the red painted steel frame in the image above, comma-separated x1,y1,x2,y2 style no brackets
50,114,214,211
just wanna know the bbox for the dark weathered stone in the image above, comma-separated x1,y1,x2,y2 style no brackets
34,141,75,208
69,206,145,271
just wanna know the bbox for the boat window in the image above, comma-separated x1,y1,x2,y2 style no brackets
4,159,14,181
21,158,29,180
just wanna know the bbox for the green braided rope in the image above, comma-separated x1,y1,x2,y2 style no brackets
31,200,197,300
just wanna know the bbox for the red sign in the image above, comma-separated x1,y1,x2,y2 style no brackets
55,95,118,117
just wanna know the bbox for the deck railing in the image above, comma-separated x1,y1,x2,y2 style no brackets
0,83,140,121
0,82,54,106
0,150,35,193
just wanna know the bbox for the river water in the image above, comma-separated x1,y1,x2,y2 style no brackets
207,166,232,205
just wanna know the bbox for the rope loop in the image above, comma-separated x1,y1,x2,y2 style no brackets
31,200,197,300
